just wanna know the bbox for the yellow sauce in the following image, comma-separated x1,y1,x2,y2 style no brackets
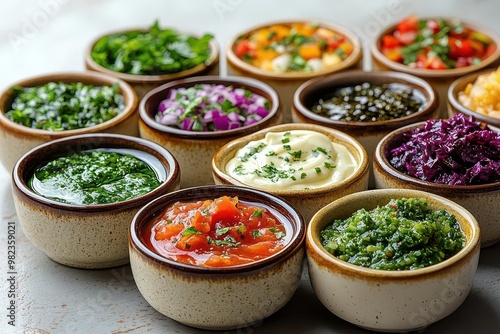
458,67,500,119
225,130,358,190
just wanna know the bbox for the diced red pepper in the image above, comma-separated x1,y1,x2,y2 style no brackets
396,15,419,33
382,35,400,49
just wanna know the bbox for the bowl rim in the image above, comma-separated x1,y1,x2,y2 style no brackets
448,67,500,128
0,71,138,137
129,185,306,274
293,69,439,129
374,120,500,192
139,75,281,139
12,133,180,212
306,188,481,279
212,122,369,197
370,17,500,78
226,19,362,80
84,26,219,83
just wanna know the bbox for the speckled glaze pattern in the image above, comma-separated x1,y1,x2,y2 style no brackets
0,71,139,172
291,70,440,188
212,123,369,223
306,189,481,332
226,20,362,123
139,75,283,188
12,133,181,269
370,18,500,119
373,122,500,247
128,185,306,330
85,27,220,99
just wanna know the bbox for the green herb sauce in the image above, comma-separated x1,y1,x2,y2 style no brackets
320,198,466,270
6,82,124,131
29,149,163,205
91,20,214,75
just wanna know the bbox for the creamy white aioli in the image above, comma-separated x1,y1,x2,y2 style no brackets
225,130,358,190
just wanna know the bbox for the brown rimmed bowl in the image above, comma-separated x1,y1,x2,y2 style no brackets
129,185,305,330
212,123,369,223
139,75,282,188
0,71,138,173
307,189,480,332
12,133,180,269
292,70,439,188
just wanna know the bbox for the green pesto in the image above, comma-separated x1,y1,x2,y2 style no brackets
6,82,124,131
320,198,466,271
29,150,161,205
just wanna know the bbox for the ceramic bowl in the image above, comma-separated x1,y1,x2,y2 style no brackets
447,67,500,129
85,26,219,99
371,17,500,118
227,20,362,123
292,70,439,188
0,71,138,172
129,185,305,330
212,123,369,223
373,121,500,247
139,75,282,188
12,133,180,269
306,188,481,332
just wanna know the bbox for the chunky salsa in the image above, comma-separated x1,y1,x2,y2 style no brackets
145,196,287,267
233,22,354,73
320,198,466,271
29,149,162,205
380,16,496,69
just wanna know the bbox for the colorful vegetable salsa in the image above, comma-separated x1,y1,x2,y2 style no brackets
321,198,465,270
29,149,162,205
91,21,214,75
233,22,354,73
458,66,500,119
6,82,124,131
380,16,496,69
311,83,425,122
145,196,286,267
156,84,271,131
388,113,500,185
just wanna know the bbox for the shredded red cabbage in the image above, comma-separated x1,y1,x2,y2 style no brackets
388,113,500,185
156,84,271,131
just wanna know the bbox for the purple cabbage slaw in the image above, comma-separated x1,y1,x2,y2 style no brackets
388,113,500,185
155,84,271,131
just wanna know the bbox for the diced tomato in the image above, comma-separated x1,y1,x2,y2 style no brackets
455,57,470,68
211,196,241,224
467,39,485,57
396,15,419,33
415,53,428,68
192,211,211,233
393,30,417,45
154,222,184,240
424,56,448,70
234,40,254,58
382,35,400,49
176,234,207,251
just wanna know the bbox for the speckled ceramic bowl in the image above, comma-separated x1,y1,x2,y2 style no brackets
227,20,362,123
0,71,138,172
129,185,305,330
292,70,439,188
447,67,500,130
371,17,500,118
85,26,219,98
212,123,369,223
307,189,480,332
139,75,282,188
373,121,500,247
12,133,180,269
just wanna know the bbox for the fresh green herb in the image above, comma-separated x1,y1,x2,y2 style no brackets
239,143,267,162
282,137,290,144
252,208,263,217
215,235,241,247
289,150,302,159
215,227,231,236
6,82,124,131
252,230,262,238
183,227,202,236
91,20,214,75
315,167,321,173
300,172,307,179
324,162,336,169
283,144,291,151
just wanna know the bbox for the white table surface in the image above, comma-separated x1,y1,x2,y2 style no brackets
1,1,499,333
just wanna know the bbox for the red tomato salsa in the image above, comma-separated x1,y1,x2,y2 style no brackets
144,196,287,267
380,15,496,69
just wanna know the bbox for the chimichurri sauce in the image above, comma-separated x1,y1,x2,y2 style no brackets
320,198,465,270
29,149,163,205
